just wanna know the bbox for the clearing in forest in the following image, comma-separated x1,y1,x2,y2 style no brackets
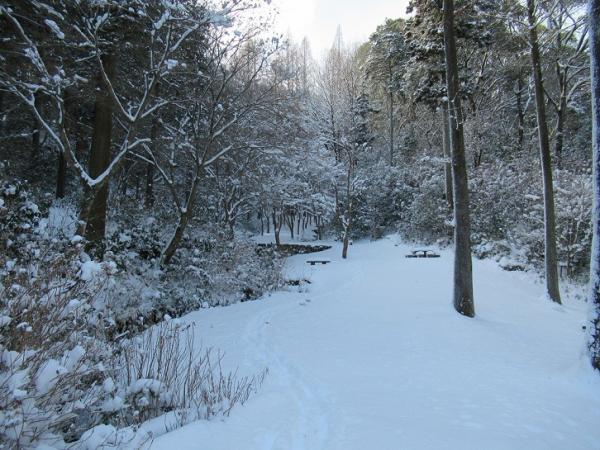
149,236,600,450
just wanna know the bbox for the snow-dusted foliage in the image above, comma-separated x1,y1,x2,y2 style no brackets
0,181,268,448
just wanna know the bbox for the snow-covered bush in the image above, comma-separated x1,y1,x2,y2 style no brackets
0,250,267,448
469,161,592,276
0,250,114,447
554,170,593,277
105,322,266,427
0,183,270,448
1,179,43,268
160,226,284,307
352,163,411,238
400,162,450,243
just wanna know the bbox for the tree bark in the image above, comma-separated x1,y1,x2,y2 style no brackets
443,0,475,317
31,92,43,160
555,79,567,170
287,213,295,239
527,0,562,303
260,213,264,235
316,216,323,240
145,163,155,207
342,153,354,259
272,210,282,246
587,0,600,370
266,209,271,233
57,89,75,199
145,82,160,208
389,68,395,166
161,171,201,266
56,152,67,199
442,104,454,210
516,74,525,150
0,89,4,136
84,53,116,242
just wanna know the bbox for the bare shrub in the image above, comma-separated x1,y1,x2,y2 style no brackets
106,321,267,427
0,250,112,447
1,253,266,448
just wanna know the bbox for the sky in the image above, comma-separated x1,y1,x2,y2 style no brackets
273,0,410,57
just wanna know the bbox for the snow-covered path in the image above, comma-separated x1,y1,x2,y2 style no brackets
151,237,600,450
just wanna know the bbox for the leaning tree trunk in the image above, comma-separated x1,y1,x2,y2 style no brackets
161,171,202,266
443,0,475,317
587,0,600,370
527,0,562,304
161,209,193,267
84,53,116,243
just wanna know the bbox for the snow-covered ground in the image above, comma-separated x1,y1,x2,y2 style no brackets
147,236,600,450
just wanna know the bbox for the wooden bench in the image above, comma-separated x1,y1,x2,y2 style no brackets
405,250,440,258
306,260,331,266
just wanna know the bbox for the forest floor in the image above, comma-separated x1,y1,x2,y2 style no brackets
144,235,600,450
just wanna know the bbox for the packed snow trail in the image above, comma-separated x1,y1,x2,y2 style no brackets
150,237,600,450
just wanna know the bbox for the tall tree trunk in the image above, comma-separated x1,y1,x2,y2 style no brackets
57,89,75,199
442,104,454,210
587,0,600,370
145,83,160,208
31,92,43,160
516,74,525,150
272,211,281,246
0,90,4,136
554,26,568,170
342,156,353,259
288,214,295,239
266,209,271,233
75,134,86,161
555,81,567,170
389,68,395,166
84,53,116,242
145,163,155,207
527,0,562,304
342,215,351,259
56,152,67,199
316,216,323,240
443,0,475,317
